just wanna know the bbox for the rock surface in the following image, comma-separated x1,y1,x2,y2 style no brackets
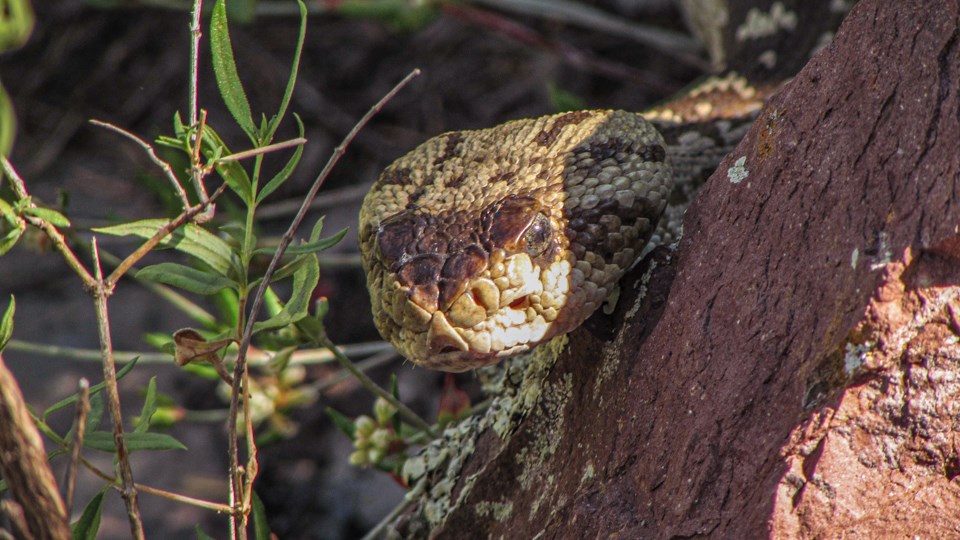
418,1,960,537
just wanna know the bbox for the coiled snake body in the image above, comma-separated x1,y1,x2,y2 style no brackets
360,80,762,371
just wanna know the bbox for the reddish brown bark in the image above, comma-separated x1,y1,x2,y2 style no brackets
424,1,960,537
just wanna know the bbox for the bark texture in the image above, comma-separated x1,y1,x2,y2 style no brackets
427,1,960,537
0,354,71,539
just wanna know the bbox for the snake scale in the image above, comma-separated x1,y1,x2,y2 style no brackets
360,76,765,372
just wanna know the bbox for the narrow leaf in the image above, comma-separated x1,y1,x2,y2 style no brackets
0,83,15,157
93,220,237,277
71,489,105,540
22,206,70,227
0,295,14,352
210,0,256,138
325,407,356,440
84,431,187,453
136,263,237,295
251,491,271,540
202,125,253,202
253,227,347,257
0,227,23,256
135,377,158,433
84,392,105,435
256,115,305,204
264,1,308,142
43,358,139,422
252,252,319,334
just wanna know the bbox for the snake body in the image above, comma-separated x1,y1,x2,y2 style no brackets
360,80,761,371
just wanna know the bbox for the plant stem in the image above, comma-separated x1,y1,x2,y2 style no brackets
225,68,421,537
323,340,437,438
91,238,146,539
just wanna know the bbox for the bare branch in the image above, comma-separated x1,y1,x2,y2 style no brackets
64,378,90,514
217,137,308,163
89,119,192,209
92,238,146,539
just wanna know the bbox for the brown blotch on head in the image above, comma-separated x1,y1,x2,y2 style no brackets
377,166,412,187
445,173,468,189
376,211,426,264
398,255,443,311
441,246,488,281
433,132,465,167
482,195,541,251
534,111,593,148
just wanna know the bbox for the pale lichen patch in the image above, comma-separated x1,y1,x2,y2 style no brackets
580,462,596,485
727,156,749,184
474,500,514,522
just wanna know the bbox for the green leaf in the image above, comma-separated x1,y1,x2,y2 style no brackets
267,253,309,284
0,83,15,157
22,205,70,227
0,0,34,50
93,220,237,277
0,225,23,256
254,227,347,257
210,0,256,139
84,392,105,435
251,491,271,540
0,295,14,352
84,431,187,453
195,526,216,540
136,263,237,296
202,125,253,203
256,115,305,204
42,358,139,422
252,252,319,334
135,377,158,433
71,489,105,540
263,1,307,143
325,406,356,440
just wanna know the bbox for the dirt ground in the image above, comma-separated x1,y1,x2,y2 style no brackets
0,0,704,537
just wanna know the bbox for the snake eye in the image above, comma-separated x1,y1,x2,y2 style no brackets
523,214,553,257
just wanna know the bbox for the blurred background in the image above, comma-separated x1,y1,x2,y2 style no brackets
0,0,708,537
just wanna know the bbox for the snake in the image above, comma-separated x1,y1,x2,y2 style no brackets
359,76,765,372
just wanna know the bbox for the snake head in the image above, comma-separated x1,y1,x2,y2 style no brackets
360,110,671,371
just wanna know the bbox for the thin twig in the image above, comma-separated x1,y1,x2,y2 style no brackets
217,137,307,163
105,181,228,287
323,341,437,438
78,454,233,513
1,157,97,289
225,68,422,535
89,119,191,209
189,0,203,128
4,338,394,365
64,378,90,515
92,238,146,540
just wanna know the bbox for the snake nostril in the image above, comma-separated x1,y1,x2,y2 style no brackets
508,296,529,310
